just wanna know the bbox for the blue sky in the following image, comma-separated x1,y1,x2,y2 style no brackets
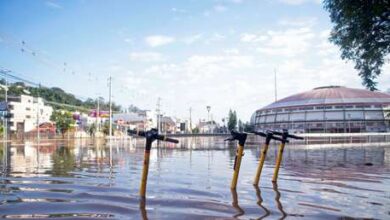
1,0,389,123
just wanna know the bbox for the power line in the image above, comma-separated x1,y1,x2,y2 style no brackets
0,69,40,87
0,33,101,86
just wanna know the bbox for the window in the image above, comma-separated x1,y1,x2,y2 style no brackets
290,112,305,121
345,111,364,119
276,113,289,122
307,112,324,120
325,111,344,120
26,107,31,111
365,111,384,120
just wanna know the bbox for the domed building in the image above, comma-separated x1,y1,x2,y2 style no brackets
251,86,390,133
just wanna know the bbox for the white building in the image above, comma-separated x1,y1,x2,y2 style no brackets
197,120,219,134
113,110,154,131
7,95,53,132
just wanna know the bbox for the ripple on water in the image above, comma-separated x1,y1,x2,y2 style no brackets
0,139,389,219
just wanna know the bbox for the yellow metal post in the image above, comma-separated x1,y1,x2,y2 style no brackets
231,144,244,189
272,142,285,182
139,150,151,198
253,143,269,186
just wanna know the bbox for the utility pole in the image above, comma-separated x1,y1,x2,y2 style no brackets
206,106,211,133
108,75,112,138
189,107,192,134
36,84,41,142
156,97,161,132
96,95,100,132
2,70,9,142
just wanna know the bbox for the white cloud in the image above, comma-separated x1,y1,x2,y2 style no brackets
257,27,315,57
240,33,268,43
316,30,340,57
205,33,226,44
183,34,203,44
186,54,254,70
278,17,317,27
129,52,166,62
45,1,62,9
241,21,315,57
145,35,175,47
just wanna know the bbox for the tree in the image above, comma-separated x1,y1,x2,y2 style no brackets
102,121,114,136
87,123,96,137
50,111,74,138
238,119,243,132
324,0,390,91
243,122,254,132
227,109,237,131
192,127,200,134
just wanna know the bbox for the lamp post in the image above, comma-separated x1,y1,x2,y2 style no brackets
206,106,211,133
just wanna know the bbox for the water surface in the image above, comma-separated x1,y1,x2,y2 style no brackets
0,137,389,219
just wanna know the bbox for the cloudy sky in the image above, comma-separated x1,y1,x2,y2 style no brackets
0,0,389,123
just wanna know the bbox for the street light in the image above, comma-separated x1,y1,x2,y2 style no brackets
206,106,211,133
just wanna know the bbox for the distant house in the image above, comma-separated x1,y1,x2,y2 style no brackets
160,116,176,134
197,120,219,134
1,95,53,133
113,110,153,131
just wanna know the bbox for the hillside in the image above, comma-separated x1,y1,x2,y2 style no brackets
0,80,122,112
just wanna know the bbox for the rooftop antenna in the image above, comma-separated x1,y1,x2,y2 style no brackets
274,68,278,102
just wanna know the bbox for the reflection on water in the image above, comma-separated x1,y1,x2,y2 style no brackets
0,137,389,219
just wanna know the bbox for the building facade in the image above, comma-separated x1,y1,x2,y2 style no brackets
251,86,390,133
113,110,153,131
7,95,53,133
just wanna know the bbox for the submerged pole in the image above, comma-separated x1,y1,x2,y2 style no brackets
253,133,272,185
231,142,245,189
225,130,247,190
272,140,286,182
140,138,152,198
271,130,302,182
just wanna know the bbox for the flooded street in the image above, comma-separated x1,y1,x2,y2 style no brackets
0,137,389,219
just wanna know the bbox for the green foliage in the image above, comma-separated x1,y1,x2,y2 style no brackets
227,109,237,131
0,124,3,137
51,147,76,176
192,127,200,134
238,119,243,132
102,121,114,136
243,122,254,132
87,123,96,137
323,0,390,91
0,81,122,112
50,111,74,137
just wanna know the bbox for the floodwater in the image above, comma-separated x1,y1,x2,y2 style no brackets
0,137,389,219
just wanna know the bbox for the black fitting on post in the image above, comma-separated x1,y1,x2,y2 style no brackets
127,128,179,151
250,131,285,144
225,130,247,146
270,129,303,143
